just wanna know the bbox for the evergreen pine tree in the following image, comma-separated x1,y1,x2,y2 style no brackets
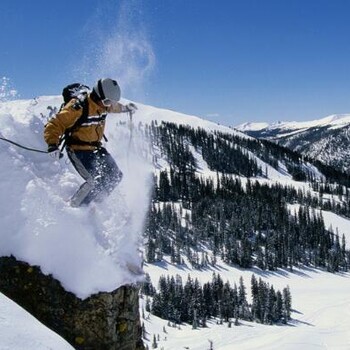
152,334,158,349
282,286,292,323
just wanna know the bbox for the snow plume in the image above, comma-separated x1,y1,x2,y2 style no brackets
103,111,154,273
75,0,155,101
0,77,19,102
0,97,152,299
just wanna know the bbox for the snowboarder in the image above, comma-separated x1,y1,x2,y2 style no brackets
44,78,137,207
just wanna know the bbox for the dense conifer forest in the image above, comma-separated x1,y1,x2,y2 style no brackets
141,121,350,326
141,273,292,327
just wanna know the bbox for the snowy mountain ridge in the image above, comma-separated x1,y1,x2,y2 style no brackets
236,113,350,173
236,113,350,134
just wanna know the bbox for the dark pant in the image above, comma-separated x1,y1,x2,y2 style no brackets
67,147,123,207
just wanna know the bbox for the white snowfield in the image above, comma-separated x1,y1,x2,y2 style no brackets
0,293,74,350
144,257,350,350
0,96,350,349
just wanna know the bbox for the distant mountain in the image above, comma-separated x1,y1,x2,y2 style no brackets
236,114,350,172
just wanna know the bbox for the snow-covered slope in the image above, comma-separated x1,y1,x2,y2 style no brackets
142,259,350,350
0,96,248,139
132,101,250,138
1,96,350,350
0,293,74,350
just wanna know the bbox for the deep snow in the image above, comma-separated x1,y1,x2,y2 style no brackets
0,96,152,298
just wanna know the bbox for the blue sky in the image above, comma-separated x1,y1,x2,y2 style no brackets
1,0,350,125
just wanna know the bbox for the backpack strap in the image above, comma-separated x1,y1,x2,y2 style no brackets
69,98,89,129
58,98,89,150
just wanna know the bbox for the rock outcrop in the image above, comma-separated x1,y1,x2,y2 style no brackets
0,256,145,350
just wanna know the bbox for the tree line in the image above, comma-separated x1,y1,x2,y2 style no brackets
147,121,350,186
142,273,292,327
146,175,350,273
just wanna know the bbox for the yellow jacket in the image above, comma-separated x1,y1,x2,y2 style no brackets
44,95,124,151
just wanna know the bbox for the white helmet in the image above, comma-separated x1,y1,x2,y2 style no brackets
93,78,121,105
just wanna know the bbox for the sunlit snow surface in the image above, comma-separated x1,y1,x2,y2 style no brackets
143,257,350,350
0,293,74,350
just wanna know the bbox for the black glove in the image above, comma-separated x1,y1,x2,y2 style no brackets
48,144,62,159
48,144,58,152
125,103,138,113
